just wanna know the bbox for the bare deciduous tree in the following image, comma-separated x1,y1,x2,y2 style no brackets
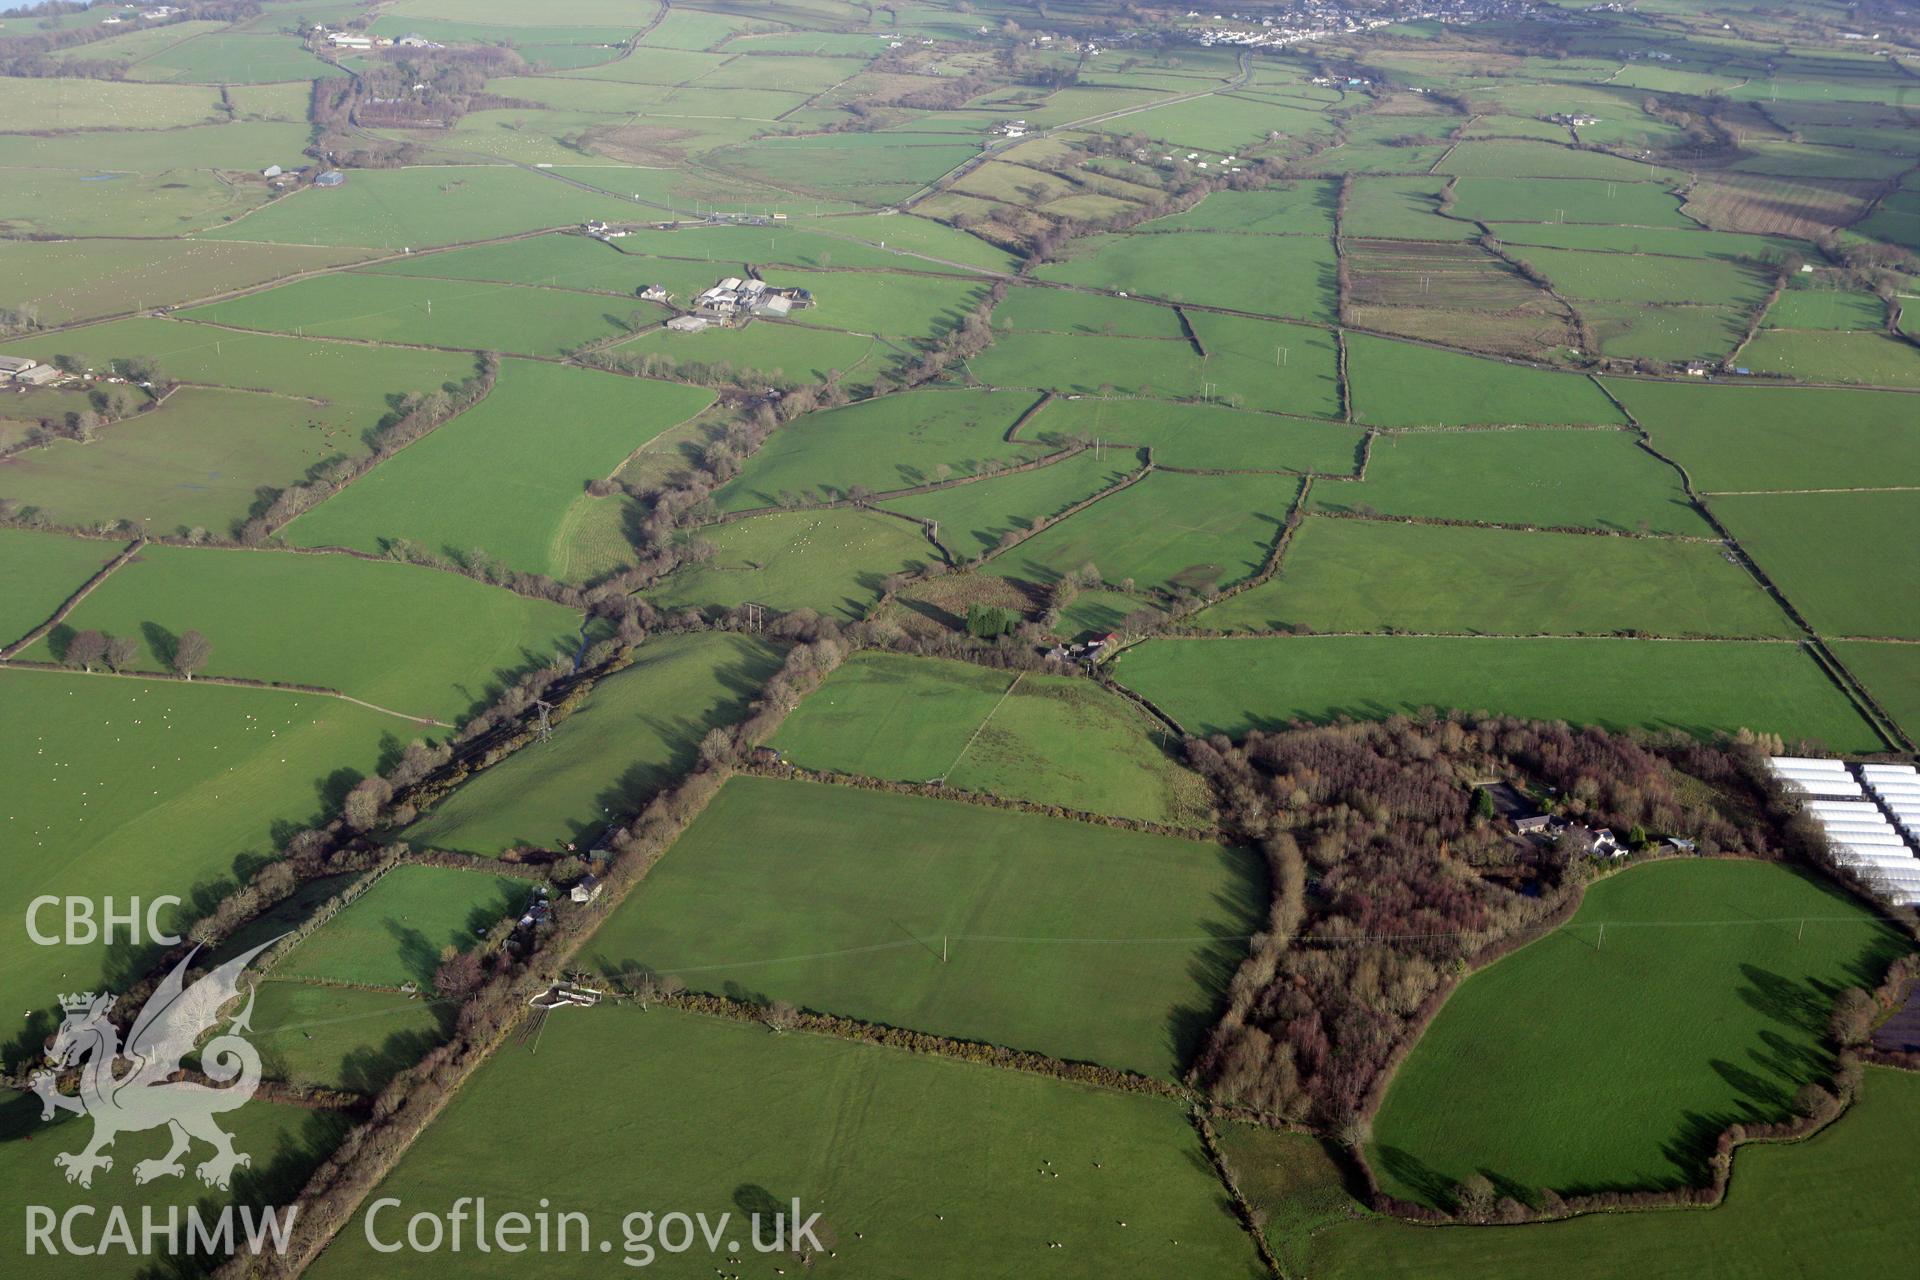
104,634,138,672
171,629,211,680
63,629,107,672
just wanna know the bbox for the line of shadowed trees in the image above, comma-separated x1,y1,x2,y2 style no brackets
61,627,208,680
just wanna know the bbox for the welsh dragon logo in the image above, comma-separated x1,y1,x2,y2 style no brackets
30,939,278,1191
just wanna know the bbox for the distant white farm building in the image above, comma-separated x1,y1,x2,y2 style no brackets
665,315,710,333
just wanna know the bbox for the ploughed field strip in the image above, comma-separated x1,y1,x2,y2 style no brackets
6,4,1920,1276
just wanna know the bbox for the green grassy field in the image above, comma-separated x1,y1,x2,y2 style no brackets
993,287,1189,339
359,231,706,293
1101,91,1333,152
587,775,1259,1077
0,530,120,647
31,543,582,724
1114,635,1882,749
972,315,1342,418
1461,113,1574,141
276,864,531,990
249,980,453,1095
773,268,988,338
1523,248,1773,307
1203,517,1795,637
1031,398,1365,473
1055,587,1163,638
712,389,1046,511
1229,1068,1920,1279
882,450,1136,559
0,74,225,130
181,272,644,357
986,471,1297,596
1,385,373,535
1316,427,1710,533
1343,175,1478,240
1034,229,1339,325
818,212,1020,273
609,319,887,387
306,1006,1265,1279
1144,180,1338,234
406,632,782,855
646,507,933,620
1588,302,1749,362
1370,859,1907,1206
1,167,269,240
1438,140,1682,182
45,19,228,69
1346,336,1627,426
1492,222,1805,262
201,166,642,249
1451,177,1691,227
0,238,369,325
0,669,412,1055
1213,1126,1360,1280
594,218,1011,277
724,132,987,205
283,358,711,579
1764,288,1887,330
769,652,1208,824
0,1092,350,1280
0,120,313,171
1713,491,1920,639
1606,379,1920,491
1831,640,1920,744
969,330,1203,397
0,317,472,413
1740,329,1920,387
130,31,339,83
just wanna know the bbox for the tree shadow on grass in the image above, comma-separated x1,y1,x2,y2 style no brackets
1168,847,1271,1072
139,620,178,669
386,922,439,989
1710,1057,1789,1116
1372,1144,1457,1209
335,1002,456,1096
316,764,369,815
1736,964,1833,1037
131,1108,356,1280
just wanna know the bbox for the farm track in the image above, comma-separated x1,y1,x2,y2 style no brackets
0,658,451,727
1149,630,1818,644
1701,485,1920,496
13,227,578,340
